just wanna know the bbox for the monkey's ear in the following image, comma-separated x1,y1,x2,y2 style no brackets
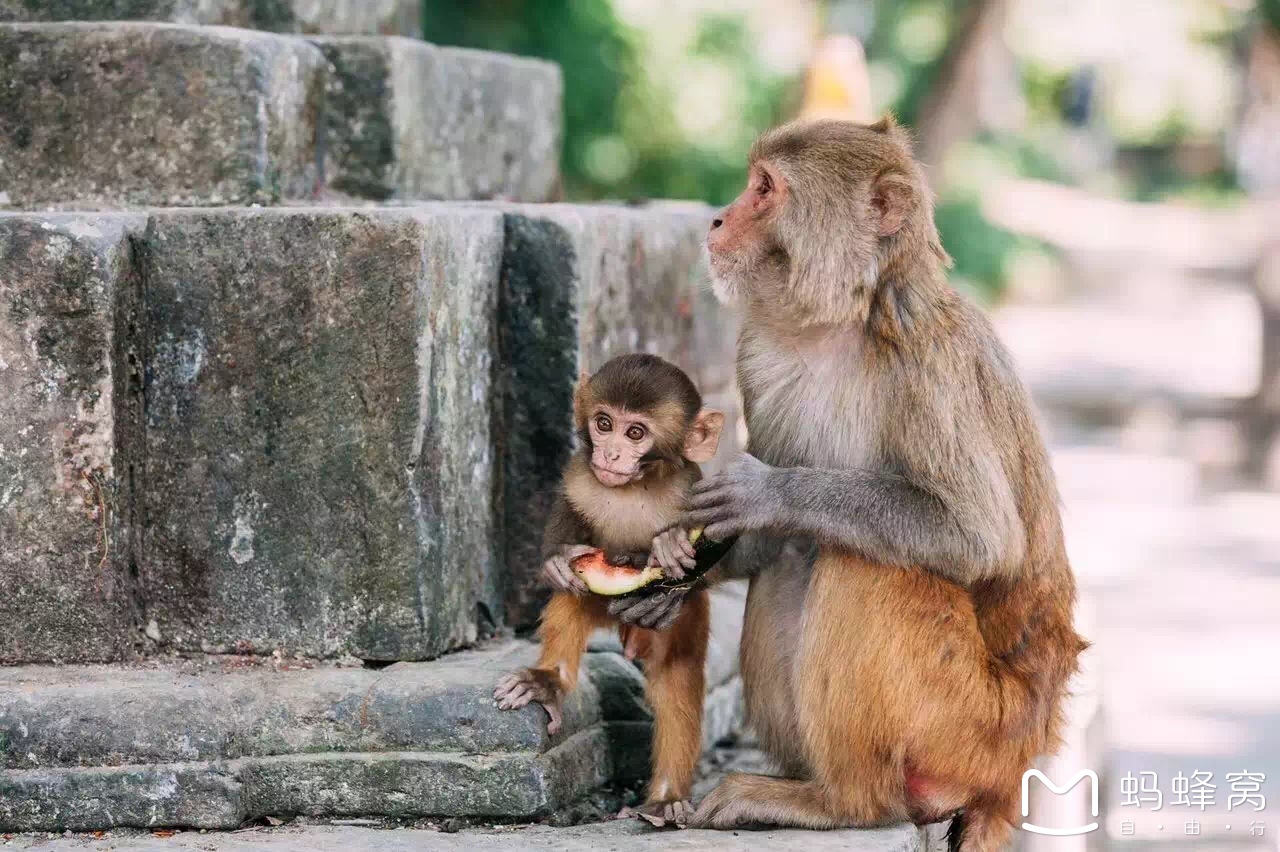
872,171,916,237
868,113,898,134
573,371,592,423
683,408,725,463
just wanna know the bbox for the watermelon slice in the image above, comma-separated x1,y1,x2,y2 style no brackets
572,551,664,596
571,527,735,597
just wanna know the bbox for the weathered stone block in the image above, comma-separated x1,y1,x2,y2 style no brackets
0,742,609,831
0,643,625,831
316,37,561,202
0,0,421,38
493,204,739,627
239,742,604,821
0,643,607,771
0,213,146,663
0,22,325,208
137,207,503,659
491,212,579,625
0,762,243,832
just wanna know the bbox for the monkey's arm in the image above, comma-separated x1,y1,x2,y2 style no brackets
542,492,595,558
686,453,1025,585
541,492,597,595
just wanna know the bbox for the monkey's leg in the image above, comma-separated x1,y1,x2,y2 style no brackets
797,554,1027,839
738,563,812,778
632,589,710,827
693,553,920,831
494,593,607,734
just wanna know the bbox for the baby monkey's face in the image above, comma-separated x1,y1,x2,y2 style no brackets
587,405,658,487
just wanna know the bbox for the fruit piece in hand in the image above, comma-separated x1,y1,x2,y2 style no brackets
571,550,664,596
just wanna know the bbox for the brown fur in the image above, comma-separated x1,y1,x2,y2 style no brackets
694,118,1086,851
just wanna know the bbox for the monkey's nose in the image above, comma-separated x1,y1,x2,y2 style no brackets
711,217,723,229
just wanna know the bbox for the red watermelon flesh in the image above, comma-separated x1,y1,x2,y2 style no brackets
571,550,664,596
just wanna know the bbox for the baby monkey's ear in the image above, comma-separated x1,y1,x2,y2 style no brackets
573,370,592,424
683,408,725,463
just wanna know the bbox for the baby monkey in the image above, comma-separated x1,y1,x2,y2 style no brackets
494,353,725,826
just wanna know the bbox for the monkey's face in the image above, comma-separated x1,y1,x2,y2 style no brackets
707,164,785,300
585,405,660,487
709,118,941,325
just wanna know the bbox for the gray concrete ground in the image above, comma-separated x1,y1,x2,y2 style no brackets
3,821,928,852
996,288,1280,850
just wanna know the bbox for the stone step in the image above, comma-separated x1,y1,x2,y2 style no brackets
0,23,327,209
0,203,729,664
0,23,561,208
317,38,561,203
0,584,748,833
0,0,421,38
0,642,613,831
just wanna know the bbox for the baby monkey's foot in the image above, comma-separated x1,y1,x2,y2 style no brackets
623,798,693,828
492,668,564,734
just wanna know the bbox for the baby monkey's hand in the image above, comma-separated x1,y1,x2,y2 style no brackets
542,544,596,595
648,526,696,580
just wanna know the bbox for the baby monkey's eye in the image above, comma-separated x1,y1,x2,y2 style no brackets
594,414,613,432
625,425,646,441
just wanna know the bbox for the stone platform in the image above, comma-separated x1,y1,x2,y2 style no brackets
0,579,746,833
0,22,560,207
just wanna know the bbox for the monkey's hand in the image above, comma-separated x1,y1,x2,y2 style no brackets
607,586,687,630
541,544,596,595
648,526,695,580
685,453,787,541
493,668,565,735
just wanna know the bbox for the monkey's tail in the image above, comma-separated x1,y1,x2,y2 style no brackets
945,809,967,852
942,801,1014,852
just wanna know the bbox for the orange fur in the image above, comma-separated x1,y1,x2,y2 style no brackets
533,590,710,805
701,554,1047,846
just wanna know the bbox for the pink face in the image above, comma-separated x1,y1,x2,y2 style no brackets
706,163,785,283
587,405,658,487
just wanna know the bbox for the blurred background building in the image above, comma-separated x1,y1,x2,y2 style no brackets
425,1,1280,848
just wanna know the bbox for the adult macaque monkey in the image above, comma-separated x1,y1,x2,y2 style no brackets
611,118,1085,850
495,353,725,826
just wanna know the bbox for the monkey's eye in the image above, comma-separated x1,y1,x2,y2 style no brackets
757,172,773,196
594,414,613,432
625,425,646,442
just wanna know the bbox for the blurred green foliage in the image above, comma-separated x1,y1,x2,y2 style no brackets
421,0,1251,298
1262,0,1280,30
421,0,635,200
423,2,792,204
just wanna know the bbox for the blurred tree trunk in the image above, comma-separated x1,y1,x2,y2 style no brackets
1236,12,1280,482
914,0,1013,177
1237,12,1280,193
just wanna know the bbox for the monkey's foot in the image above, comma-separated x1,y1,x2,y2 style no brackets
686,782,736,829
492,668,564,735
619,799,693,829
